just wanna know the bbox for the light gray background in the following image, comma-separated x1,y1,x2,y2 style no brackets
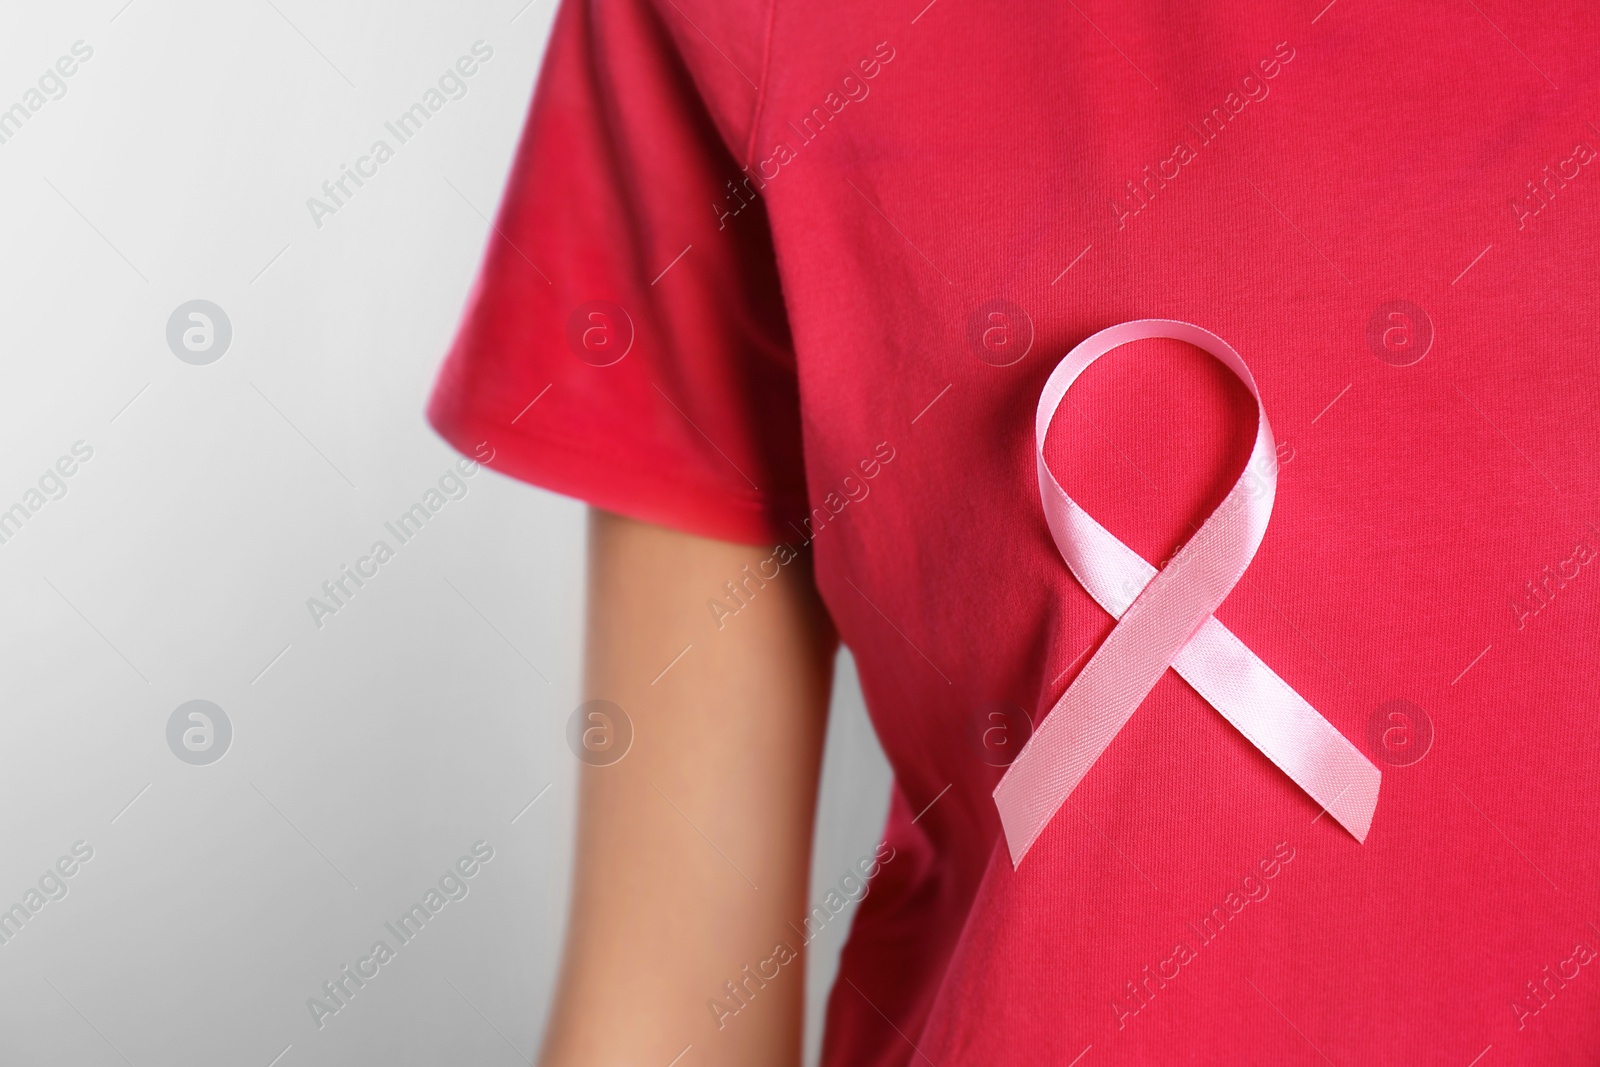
0,2,892,1064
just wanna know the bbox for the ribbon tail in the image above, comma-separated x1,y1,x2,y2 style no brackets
994,611,1382,867
1172,616,1381,842
991,676,1138,868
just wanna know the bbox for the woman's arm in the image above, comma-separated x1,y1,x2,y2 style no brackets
539,508,837,1067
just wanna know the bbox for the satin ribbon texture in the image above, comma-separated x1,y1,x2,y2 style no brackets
992,319,1381,868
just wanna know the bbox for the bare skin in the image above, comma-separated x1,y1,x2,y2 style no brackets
538,508,837,1067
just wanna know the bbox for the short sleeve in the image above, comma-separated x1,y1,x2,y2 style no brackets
426,0,805,545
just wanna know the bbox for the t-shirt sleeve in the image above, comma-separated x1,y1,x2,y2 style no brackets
426,0,806,545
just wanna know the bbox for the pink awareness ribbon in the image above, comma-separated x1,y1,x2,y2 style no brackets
993,320,1381,868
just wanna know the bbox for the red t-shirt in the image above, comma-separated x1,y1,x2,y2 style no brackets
428,1,1600,1062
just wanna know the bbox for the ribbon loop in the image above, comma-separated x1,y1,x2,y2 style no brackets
993,320,1380,868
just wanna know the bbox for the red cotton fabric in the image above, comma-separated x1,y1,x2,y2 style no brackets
428,1,1600,1063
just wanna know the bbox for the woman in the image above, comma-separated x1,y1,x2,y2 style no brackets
429,0,1600,1062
